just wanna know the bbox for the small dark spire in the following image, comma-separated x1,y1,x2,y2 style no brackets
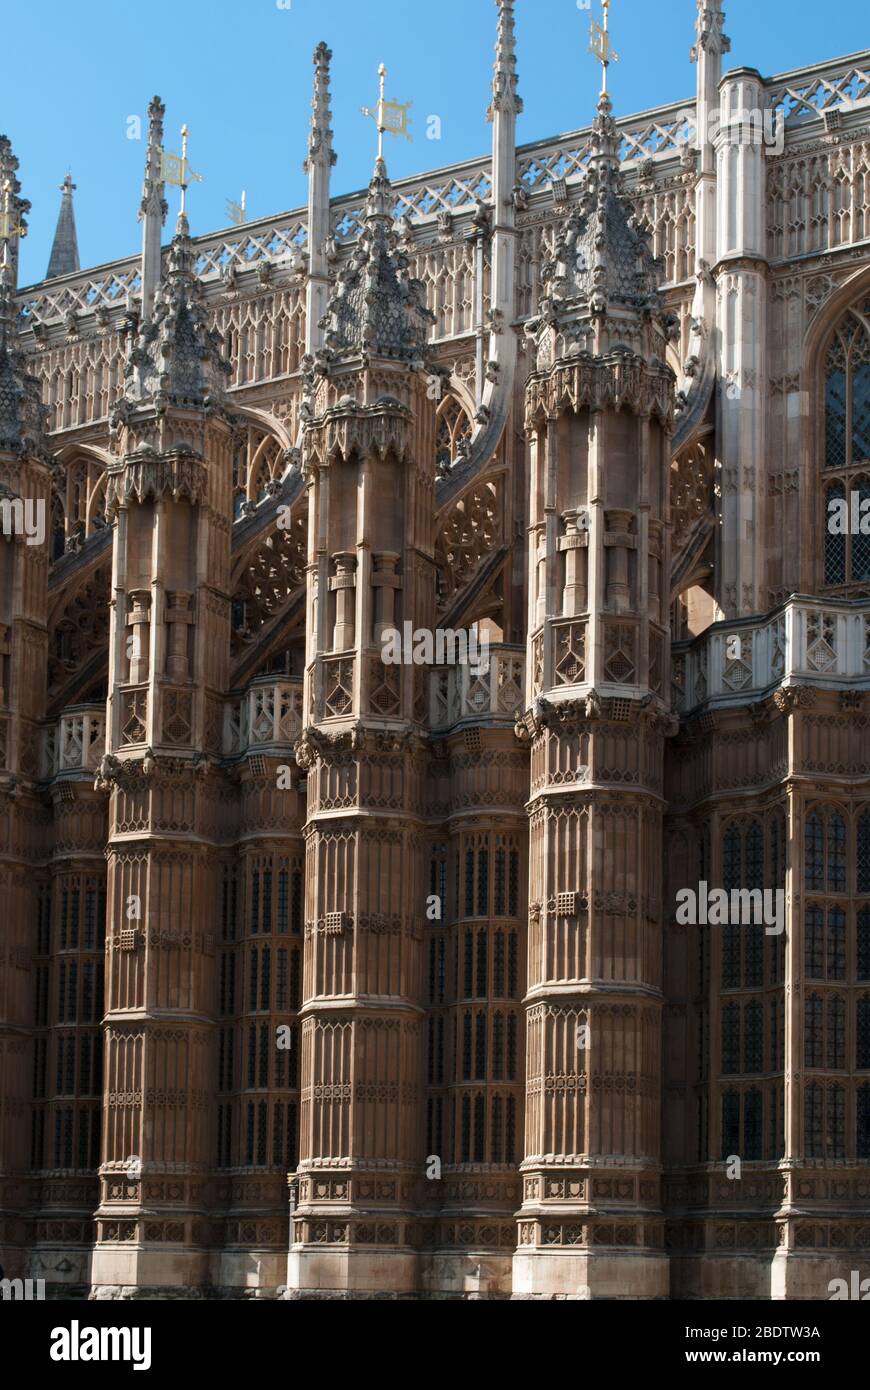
46,173,79,279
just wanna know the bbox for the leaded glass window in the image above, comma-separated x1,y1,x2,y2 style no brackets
722,1090,740,1158
769,812,786,890
828,813,847,891
722,924,740,990
825,481,847,584
805,807,847,893
827,996,846,1069
723,825,742,892
827,907,846,980
822,310,870,592
858,1084,870,1160
745,925,764,989
858,995,870,1069
858,811,870,894
746,822,764,890
805,812,825,891
800,900,817,978
806,994,823,1068
744,1088,763,1160
744,1002,764,1073
828,1085,846,1158
859,907,870,981
805,1083,823,1157
722,1003,740,1074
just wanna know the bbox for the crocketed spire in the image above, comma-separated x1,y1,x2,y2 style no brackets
115,212,230,415
305,41,336,173
487,0,522,120
0,134,30,290
542,93,663,325
0,257,49,457
691,0,730,61
526,91,680,383
318,156,434,368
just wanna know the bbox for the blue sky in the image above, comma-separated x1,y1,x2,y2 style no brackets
5,0,868,286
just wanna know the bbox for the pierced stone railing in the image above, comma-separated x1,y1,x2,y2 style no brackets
223,677,304,756
430,644,525,730
765,51,870,126
41,704,106,778
672,597,870,716
17,100,697,331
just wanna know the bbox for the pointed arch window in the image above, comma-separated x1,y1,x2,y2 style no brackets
822,305,870,592
435,394,473,474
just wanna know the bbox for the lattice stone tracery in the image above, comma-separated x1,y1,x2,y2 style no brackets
435,475,503,612
232,514,307,651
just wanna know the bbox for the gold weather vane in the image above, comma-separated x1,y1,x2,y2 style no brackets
589,0,619,95
361,64,413,159
226,190,246,226
160,124,204,216
0,180,27,245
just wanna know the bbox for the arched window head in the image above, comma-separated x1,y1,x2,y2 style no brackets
232,422,286,519
435,395,473,475
822,301,870,593
51,453,107,555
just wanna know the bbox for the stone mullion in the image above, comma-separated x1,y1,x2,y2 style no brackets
291,753,425,1296
32,833,106,1296
516,717,668,1296
219,826,304,1293
427,789,527,1289
95,827,216,1293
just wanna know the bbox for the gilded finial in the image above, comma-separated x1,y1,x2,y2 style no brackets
589,0,619,97
160,123,203,227
361,63,412,163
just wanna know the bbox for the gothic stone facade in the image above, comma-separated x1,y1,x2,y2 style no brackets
2,3,870,1300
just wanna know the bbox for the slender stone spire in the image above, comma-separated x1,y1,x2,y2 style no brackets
487,0,522,120
0,255,47,457
139,96,168,322
318,155,433,369
0,135,30,290
464,0,520,430
0,170,47,457
46,173,79,279
304,41,336,359
691,1,730,183
691,0,730,61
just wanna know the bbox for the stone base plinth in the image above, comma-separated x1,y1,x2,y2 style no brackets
285,1245,419,1297
89,1244,210,1297
420,1251,514,1299
512,1249,670,1299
